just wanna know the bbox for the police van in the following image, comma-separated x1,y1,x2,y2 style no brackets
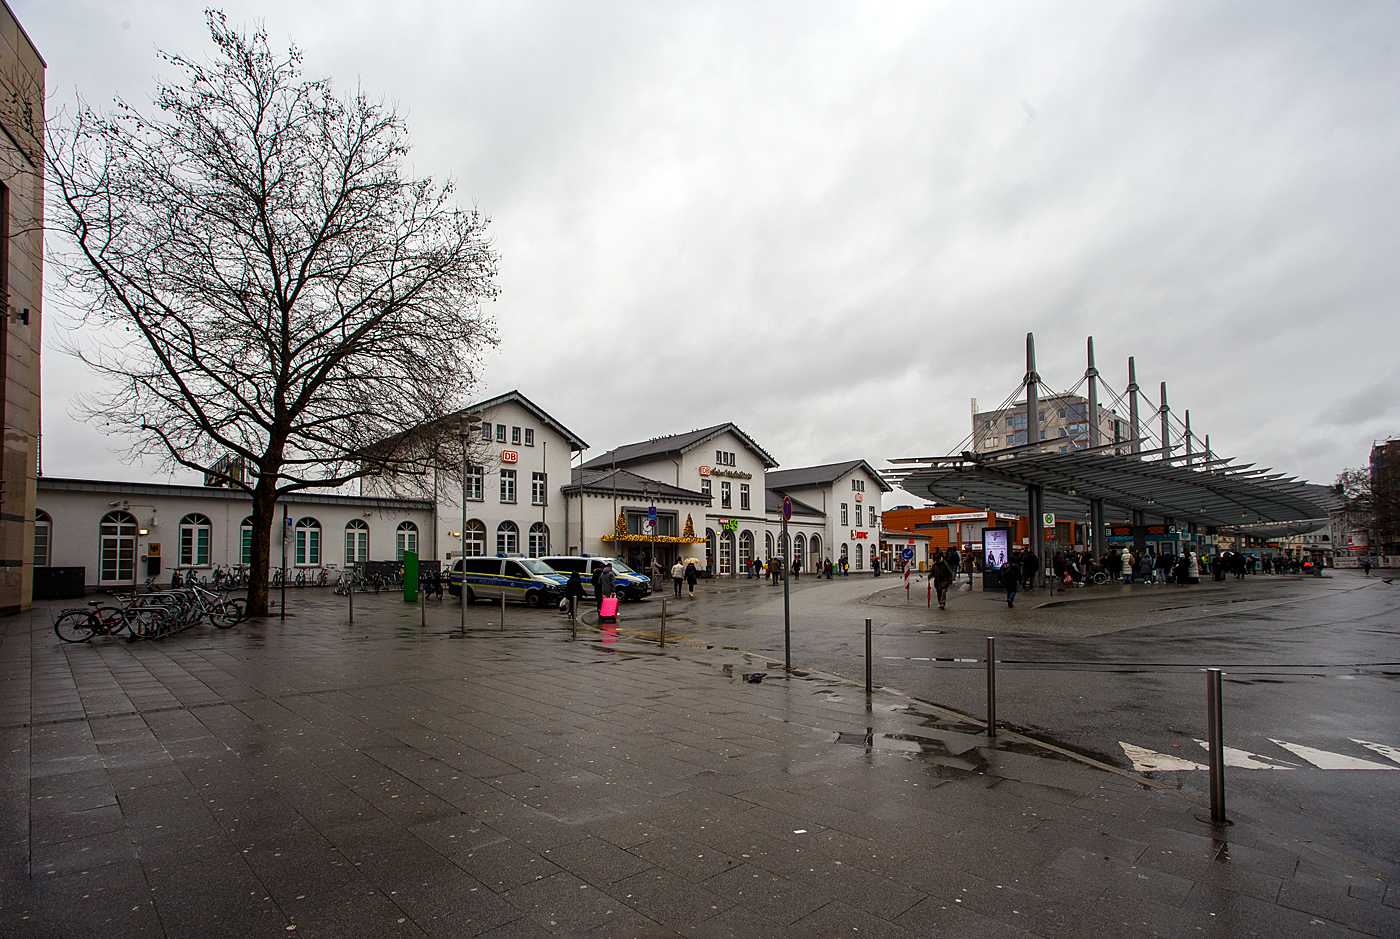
541,555,653,601
449,555,568,608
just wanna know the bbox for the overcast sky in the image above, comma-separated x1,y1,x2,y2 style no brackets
18,1,1400,507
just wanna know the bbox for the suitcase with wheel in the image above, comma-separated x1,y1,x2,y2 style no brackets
599,597,619,622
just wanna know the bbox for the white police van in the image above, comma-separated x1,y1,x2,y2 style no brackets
541,555,653,601
449,555,568,608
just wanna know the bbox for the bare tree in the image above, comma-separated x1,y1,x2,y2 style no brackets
47,13,498,614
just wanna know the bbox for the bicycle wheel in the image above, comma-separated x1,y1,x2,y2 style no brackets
54,611,96,643
211,598,245,628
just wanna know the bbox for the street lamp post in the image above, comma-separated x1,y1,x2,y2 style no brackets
459,413,479,631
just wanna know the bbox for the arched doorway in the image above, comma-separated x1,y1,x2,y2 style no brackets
705,528,716,574
739,531,753,574
99,511,138,586
496,521,519,555
464,519,487,556
793,534,806,572
528,522,549,558
719,530,735,575
764,531,774,562
345,519,369,565
396,521,419,559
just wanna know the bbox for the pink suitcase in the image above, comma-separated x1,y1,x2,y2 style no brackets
599,597,619,622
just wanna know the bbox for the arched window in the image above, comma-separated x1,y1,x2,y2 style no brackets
739,531,753,571
496,520,518,556
465,519,487,557
793,534,806,568
719,530,734,575
240,516,254,566
345,519,369,565
527,522,549,558
705,528,716,573
778,533,789,559
180,513,212,567
295,518,321,566
856,544,863,570
809,534,821,566
765,531,774,561
841,543,849,561
34,509,52,567
99,511,138,584
396,521,418,560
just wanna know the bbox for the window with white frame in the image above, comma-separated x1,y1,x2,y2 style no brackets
480,422,492,441
294,518,321,566
396,521,418,559
500,469,516,503
465,519,487,556
721,481,731,508
531,472,547,506
740,483,750,510
466,465,484,500
33,509,51,567
528,522,548,558
240,516,253,565
701,478,711,498
512,426,521,445
524,428,534,446
855,504,862,527
840,503,848,526
497,521,518,555
496,424,506,442
180,513,212,567
345,519,369,564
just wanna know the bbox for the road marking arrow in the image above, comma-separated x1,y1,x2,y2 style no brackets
1194,739,1296,769
1351,739,1400,766
1269,739,1399,770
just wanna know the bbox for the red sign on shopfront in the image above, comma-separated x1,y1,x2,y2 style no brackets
502,450,518,463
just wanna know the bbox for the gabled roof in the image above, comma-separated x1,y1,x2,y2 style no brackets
765,489,824,518
469,390,588,451
564,467,711,505
766,459,892,493
580,422,778,470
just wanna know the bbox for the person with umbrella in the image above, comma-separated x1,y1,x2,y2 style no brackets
684,560,699,598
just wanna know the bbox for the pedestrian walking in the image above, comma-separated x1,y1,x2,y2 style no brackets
599,562,617,605
592,564,605,612
1362,557,1372,577
1003,556,1018,608
684,561,698,599
791,556,801,581
824,558,833,579
564,571,586,621
670,559,684,597
931,552,954,610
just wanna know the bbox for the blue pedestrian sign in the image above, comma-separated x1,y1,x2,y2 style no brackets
901,547,915,561
782,497,792,521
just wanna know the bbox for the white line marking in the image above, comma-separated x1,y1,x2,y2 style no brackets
1194,739,1296,769
1119,742,1207,772
1269,739,1400,770
1351,739,1400,766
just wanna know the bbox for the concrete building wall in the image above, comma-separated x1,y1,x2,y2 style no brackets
0,4,42,613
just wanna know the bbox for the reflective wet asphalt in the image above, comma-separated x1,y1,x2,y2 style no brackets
2,575,1397,938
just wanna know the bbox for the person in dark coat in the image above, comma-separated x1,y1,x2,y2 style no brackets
931,552,955,610
684,562,699,598
1003,555,1019,608
564,571,586,620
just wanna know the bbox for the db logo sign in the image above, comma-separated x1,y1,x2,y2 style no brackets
502,450,519,463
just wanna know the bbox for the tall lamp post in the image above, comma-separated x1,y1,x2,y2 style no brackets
460,413,481,630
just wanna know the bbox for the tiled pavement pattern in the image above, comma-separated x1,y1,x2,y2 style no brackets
2,595,1396,938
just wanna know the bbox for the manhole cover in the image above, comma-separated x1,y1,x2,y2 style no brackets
835,732,872,746
919,629,944,635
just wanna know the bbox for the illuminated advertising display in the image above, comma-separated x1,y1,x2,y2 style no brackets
984,528,1010,571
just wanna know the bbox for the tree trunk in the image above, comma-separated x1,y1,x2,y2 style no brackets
246,477,280,617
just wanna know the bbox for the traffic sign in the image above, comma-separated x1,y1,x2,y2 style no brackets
901,547,915,561
1043,512,1055,527
782,497,792,521
648,506,657,521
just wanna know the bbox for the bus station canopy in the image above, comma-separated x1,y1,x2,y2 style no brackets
886,443,1338,533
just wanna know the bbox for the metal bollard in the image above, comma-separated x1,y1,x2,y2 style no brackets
569,597,577,640
865,618,872,695
348,580,354,625
1207,668,1226,823
660,598,667,648
986,636,997,738
500,592,505,631
420,585,426,628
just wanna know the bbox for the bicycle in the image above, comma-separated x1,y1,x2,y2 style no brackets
54,601,132,643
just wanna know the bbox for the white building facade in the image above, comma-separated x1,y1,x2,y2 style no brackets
36,477,433,590
764,460,893,573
